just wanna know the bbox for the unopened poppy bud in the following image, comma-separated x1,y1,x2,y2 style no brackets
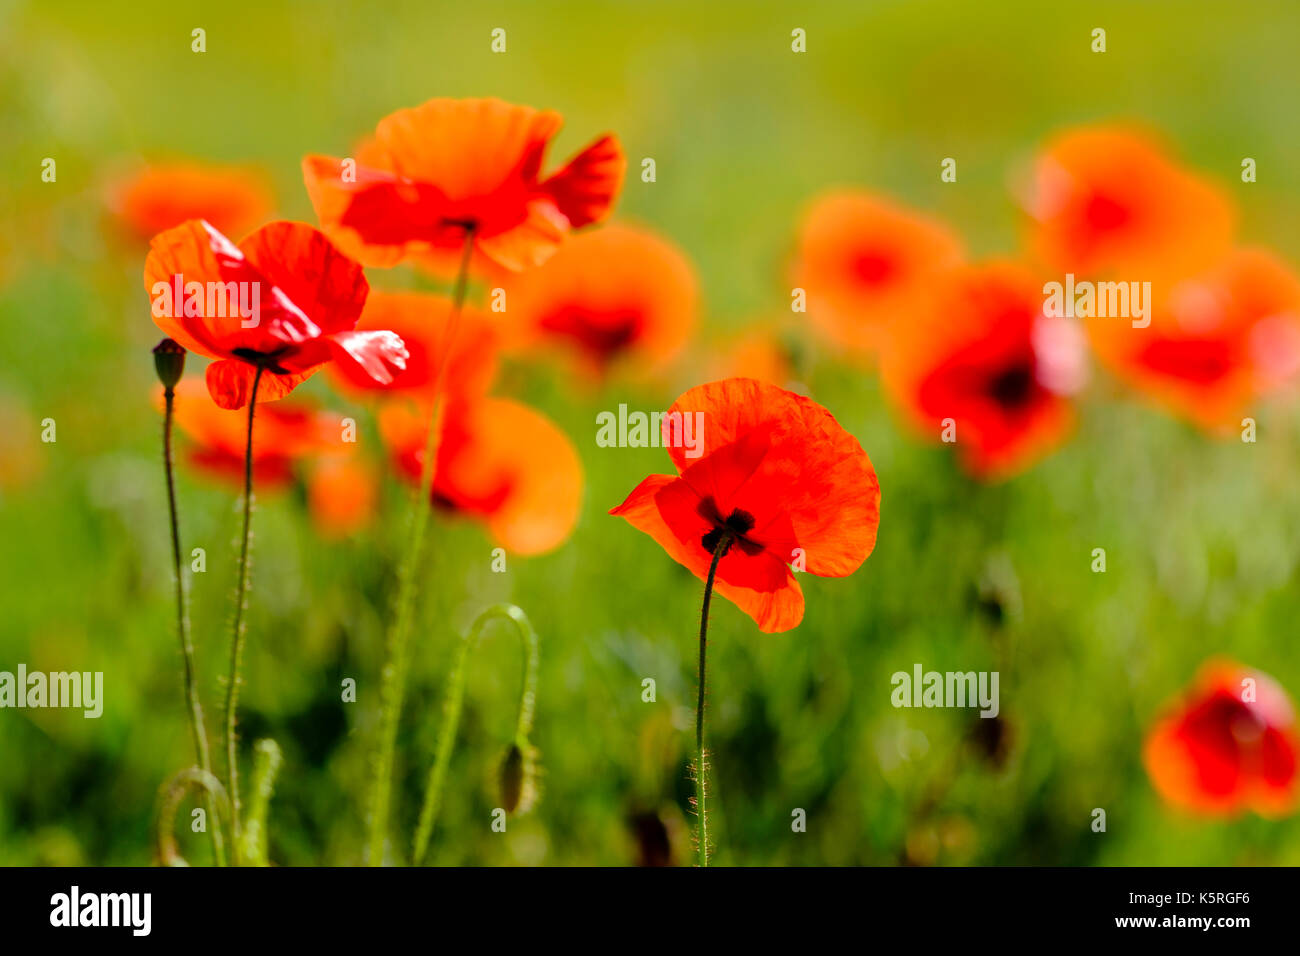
152,338,186,389
499,742,537,815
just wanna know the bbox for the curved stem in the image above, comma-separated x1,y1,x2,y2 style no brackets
156,767,230,867
162,388,226,867
695,532,731,868
223,365,264,865
367,228,477,866
412,603,538,866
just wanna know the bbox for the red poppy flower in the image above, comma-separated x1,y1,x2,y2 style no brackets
1144,660,1299,817
880,261,1084,480
144,219,408,410
158,379,339,488
610,378,880,633
792,190,964,355
380,397,582,555
303,97,625,272
329,290,499,402
1023,126,1234,277
503,222,697,377
110,162,273,241
1088,249,1300,430
308,455,378,538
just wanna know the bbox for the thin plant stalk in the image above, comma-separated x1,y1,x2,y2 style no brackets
412,604,538,866
695,532,732,867
367,228,477,866
162,385,226,867
223,364,265,865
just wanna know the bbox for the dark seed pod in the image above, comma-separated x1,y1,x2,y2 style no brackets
499,742,537,814
152,338,186,389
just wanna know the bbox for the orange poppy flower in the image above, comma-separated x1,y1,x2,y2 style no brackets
792,190,964,355
159,379,339,488
110,162,273,241
708,327,794,387
380,397,582,555
144,219,408,410
329,290,499,402
1023,125,1234,277
307,455,378,538
303,97,625,272
880,261,1084,480
610,378,880,633
1088,249,1300,431
1144,660,1299,818
503,223,697,377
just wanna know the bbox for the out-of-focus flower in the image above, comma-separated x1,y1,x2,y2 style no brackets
610,378,880,633
159,379,339,488
307,455,378,538
329,290,499,402
503,223,697,379
303,97,625,272
880,261,1085,480
1144,660,1299,817
144,219,407,409
110,162,273,242
1089,249,1300,431
792,190,964,355
1022,126,1234,277
708,327,795,387
380,396,582,555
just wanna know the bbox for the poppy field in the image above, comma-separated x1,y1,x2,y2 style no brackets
3,0,1300,869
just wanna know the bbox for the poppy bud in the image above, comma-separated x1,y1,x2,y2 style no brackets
152,338,186,390
499,742,537,815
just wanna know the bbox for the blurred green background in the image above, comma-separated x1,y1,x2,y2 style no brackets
3,0,1300,865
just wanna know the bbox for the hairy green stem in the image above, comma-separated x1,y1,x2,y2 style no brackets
156,767,230,867
367,228,477,866
239,738,283,867
223,365,264,865
696,532,731,867
162,388,226,867
412,604,538,865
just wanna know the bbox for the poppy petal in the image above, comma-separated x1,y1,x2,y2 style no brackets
610,473,804,632
325,329,409,386
541,134,626,228
237,221,369,335
205,359,316,410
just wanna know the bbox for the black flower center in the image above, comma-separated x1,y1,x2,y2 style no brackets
987,363,1035,409
699,504,758,556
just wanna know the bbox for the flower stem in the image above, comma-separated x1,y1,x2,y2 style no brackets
695,531,731,868
412,603,538,865
162,387,226,867
367,228,477,867
223,365,264,866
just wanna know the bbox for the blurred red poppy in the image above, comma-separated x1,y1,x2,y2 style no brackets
158,379,339,488
1144,660,1299,817
110,162,273,241
380,397,582,555
329,290,499,402
610,378,880,632
792,190,964,355
503,223,697,378
1089,249,1300,430
1023,126,1234,277
144,219,408,409
880,261,1084,480
308,455,379,538
303,97,625,272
